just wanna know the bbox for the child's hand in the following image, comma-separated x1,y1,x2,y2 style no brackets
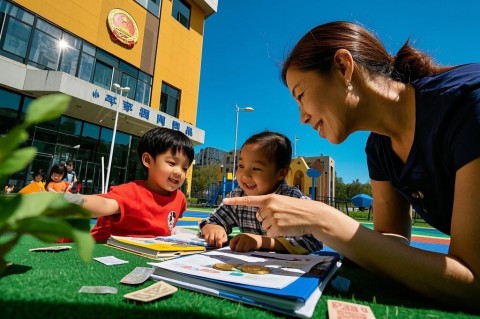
201,224,227,248
229,233,262,252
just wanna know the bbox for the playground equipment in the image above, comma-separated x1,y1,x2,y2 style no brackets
205,179,237,207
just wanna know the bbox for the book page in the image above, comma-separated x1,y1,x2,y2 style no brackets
150,247,336,289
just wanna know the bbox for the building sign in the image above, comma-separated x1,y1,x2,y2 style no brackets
92,88,197,139
107,9,139,48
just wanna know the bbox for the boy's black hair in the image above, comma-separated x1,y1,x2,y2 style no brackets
46,163,67,185
138,127,194,167
241,131,292,170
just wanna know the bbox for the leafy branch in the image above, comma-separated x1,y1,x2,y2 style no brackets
0,94,94,274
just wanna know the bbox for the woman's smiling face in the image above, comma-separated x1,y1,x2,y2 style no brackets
286,67,351,144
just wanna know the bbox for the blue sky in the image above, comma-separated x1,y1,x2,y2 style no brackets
194,0,479,183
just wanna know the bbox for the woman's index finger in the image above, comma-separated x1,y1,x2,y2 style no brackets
222,195,266,207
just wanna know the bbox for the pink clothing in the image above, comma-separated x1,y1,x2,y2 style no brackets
90,181,186,242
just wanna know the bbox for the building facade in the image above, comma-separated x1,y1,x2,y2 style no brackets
0,0,217,194
288,155,335,202
194,146,225,167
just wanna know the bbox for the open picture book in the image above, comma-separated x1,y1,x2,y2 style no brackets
149,247,342,318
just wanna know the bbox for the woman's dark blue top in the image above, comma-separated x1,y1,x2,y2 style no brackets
366,63,480,235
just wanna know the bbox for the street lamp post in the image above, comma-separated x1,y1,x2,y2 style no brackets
104,83,130,193
294,136,299,158
232,104,254,181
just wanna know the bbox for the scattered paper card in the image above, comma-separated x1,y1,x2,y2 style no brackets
29,246,71,252
79,286,118,294
121,267,155,285
124,281,177,302
327,300,376,319
94,256,129,266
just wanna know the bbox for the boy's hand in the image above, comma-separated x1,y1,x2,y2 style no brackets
201,224,227,248
229,233,262,252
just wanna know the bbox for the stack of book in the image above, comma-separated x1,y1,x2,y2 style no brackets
149,247,341,318
106,235,206,261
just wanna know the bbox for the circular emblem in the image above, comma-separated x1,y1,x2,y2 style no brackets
107,9,139,48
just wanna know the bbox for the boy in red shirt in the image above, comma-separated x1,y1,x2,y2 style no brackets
69,127,194,242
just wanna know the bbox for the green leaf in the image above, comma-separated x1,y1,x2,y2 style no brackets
0,147,37,175
0,127,29,163
0,195,22,228
5,193,91,226
24,94,71,125
16,216,94,262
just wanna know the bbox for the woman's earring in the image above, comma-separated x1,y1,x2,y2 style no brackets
347,82,353,91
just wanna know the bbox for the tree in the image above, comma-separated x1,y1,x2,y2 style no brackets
335,176,347,199
335,176,372,200
191,164,218,199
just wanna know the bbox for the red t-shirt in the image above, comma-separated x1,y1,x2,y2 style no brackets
90,181,186,242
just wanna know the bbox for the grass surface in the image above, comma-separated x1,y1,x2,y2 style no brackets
2,236,476,319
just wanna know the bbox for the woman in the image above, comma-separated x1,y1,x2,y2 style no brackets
223,21,480,311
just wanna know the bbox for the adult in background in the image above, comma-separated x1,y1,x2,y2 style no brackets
223,21,480,312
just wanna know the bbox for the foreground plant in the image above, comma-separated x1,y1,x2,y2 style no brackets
0,94,94,274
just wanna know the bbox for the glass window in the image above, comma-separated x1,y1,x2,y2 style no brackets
2,17,31,58
93,61,113,90
59,43,79,75
172,0,191,29
121,73,137,100
57,132,80,148
59,33,81,75
1,1,34,25
138,71,152,85
33,127,58,144
119,61,138,78
28,30,60,70
96,48,118,68
78,52,94,82
59,116,82,135
82,122,100,140
160,82,180,117
82,41,96,56
62,32,81,50
135,79,151,105
36,19,62,39
0,88,21,134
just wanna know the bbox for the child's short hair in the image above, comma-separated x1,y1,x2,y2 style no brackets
46,163,67,184
242,131,292,170
65,160,75,169
33,169,46,181
138,127,194,167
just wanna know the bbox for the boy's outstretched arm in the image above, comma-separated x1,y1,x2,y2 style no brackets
65,193,119,217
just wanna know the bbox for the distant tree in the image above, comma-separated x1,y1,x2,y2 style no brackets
335,176,347,199
335,175,371,200
345,178,372,198
191,164,218,199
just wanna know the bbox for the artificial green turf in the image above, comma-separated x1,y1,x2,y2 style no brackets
1,236,477,319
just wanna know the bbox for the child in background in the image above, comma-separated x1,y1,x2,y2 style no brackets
19,169,46,194
65,127,194,242
200,131,322,254
63,160,77,193
46,164,69,193
3,185,14,194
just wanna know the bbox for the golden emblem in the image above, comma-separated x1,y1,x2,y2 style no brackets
107,9,139,48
